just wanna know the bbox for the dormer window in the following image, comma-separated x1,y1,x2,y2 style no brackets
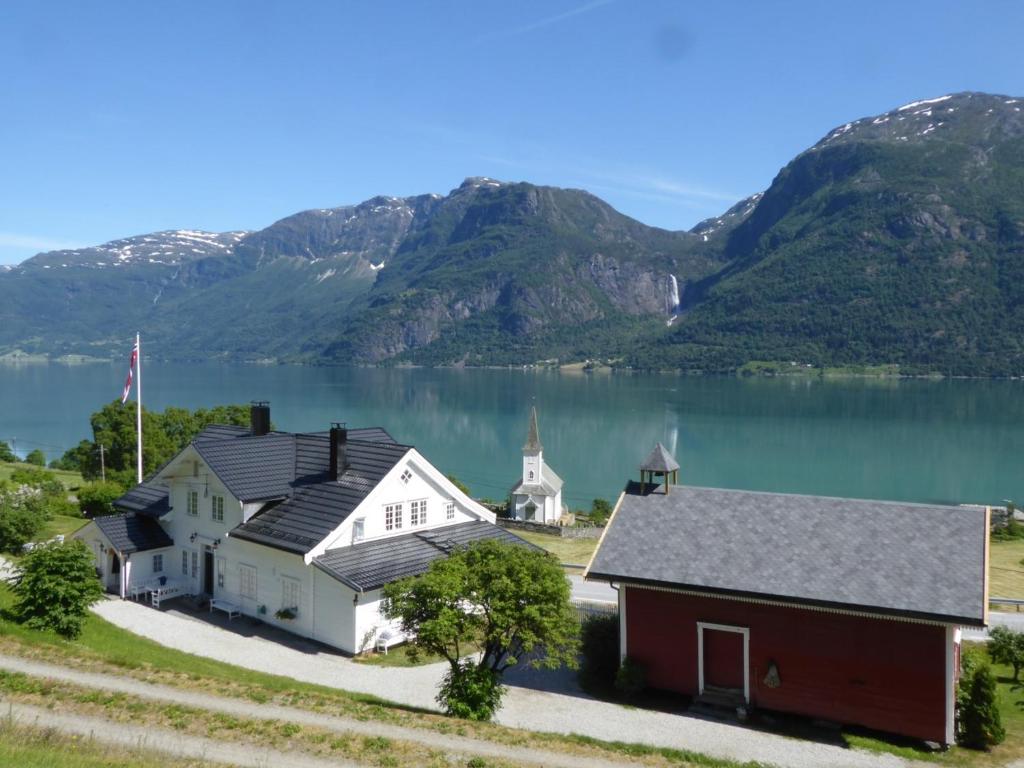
352,518,365,543
400,469,412,484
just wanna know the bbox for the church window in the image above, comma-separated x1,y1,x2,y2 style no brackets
528,470,534,481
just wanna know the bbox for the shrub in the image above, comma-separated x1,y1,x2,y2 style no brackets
989,626,1024,681
0,500,44,553
13,540,104,639
578,614,619,693
614,656,647,700
957,656,1005,749
77,481,125,518
590,498,613,526
437,660,505,721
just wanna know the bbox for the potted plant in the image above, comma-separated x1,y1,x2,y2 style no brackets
275,607,296,621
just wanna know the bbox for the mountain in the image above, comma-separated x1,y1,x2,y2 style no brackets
634,92,1024,376
2,92,1022,374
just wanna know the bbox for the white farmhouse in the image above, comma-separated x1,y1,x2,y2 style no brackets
75,403,527,654
508,407,564,524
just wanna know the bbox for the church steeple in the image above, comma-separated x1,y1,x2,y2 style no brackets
523,406,542,452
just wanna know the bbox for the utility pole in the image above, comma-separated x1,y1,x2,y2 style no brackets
99,444,106,483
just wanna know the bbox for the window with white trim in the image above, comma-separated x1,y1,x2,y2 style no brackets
385,503,403,531
282,577,300,612
240,564,257,599
400,469,412,483
181,551,188,576
352,518,365,543
152,554,163,573
187,490,198,516
446,502,455,521
211,495,224,522
410,499,426,526
191,551,198,578
216,558,225,588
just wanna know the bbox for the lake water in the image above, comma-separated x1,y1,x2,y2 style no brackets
0,362,1020,508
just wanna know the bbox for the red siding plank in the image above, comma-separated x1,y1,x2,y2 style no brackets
625,587,948,743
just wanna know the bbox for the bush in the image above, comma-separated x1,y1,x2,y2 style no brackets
24,449,46,467
614,656,647,700
957,655,1005,749
578,614,619,693
12,540,104,639
0,500,44,553
989,626,1024,681
77,481,125,518
437,660,505,721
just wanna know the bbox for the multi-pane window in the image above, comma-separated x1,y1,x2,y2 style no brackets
446,502,455,521
181,551,189,576
187,490,198,516
191,551,198,578
217,558,225,588
282,577,300,612
400,469,412,483
211,495,224,522
410,500,426,526
240,564,257,599
152,554,163,573
385,503,403,531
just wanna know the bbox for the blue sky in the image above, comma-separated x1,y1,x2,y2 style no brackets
1,0,1022,264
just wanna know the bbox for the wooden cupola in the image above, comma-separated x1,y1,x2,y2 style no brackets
639,442,680,494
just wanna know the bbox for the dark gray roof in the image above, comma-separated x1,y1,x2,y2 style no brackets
92,513,174,554
640,443,679,473
193,428,296,502
523,406,542,452
112,483,170,517
230,430,410,554
313,521,537,592
587,483,988,626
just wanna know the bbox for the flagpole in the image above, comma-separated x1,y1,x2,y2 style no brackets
135,332,143,484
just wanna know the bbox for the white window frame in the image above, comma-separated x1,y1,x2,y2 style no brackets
445,501,455,521
181,550,189,576
240,564,257,600
187,490,198,516
410,499,426,526
385,503,403,531
191,551,198,578
211,495,224,522
282,576,300,613
216,557,226,588
400,469,412,484
696,622,750,704
152,554,163,573
352,518,365,543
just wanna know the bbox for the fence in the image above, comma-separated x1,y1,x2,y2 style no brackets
497,518,604,539
570,598,617,623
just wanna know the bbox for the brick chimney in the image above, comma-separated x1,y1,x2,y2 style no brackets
250,401,270,436
329,422,348,481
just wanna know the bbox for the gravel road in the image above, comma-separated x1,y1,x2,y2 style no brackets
88,598,913,768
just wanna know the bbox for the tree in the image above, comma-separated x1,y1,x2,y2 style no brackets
957,656,1005,749
24,449,46,467
590,498,613,526
383,539,579,720
989,626,1024,681
0,440,15,463
446,474,470,496
0,495,45,553
13,540,103,639
77,481,125,518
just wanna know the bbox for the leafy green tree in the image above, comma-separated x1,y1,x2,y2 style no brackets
446,474,471,496
988,626,1024,682
0,495,45,553
24,449,46,467
590,498,613,526
957,656,1005,749
383,539,579,720
578,613,619,693
13,541,104,639
77,481,125,518
49,440,93,472
0,440,15,463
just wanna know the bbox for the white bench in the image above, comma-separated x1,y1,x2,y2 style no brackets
375,629,402,655
210,599,241,620
150,580,186,609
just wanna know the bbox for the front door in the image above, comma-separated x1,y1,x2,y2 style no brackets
203,549,215,596
698,623,749,702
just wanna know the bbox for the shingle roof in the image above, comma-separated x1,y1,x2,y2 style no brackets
193,429,296,502
112,483,170,517
231,434,411,554
587,483,988,626
93,513,174,554
313,521,537,592
640,443,679,473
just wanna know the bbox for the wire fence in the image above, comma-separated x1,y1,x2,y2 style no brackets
570,598,617,624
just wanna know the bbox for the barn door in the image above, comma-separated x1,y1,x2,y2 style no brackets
697,622,749,703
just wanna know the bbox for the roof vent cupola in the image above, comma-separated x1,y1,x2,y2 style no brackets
639,442,680,495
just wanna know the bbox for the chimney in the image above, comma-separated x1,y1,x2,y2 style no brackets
250,401,270,436
329,422,348,481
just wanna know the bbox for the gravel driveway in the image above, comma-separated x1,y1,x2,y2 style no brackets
91,598,913,768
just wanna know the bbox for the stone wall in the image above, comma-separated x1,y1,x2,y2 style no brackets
496,518,604,539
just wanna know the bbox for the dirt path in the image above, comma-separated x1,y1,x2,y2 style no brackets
0,654,643,768
4,701,360,768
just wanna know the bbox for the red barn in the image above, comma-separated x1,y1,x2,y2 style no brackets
585,446,989,746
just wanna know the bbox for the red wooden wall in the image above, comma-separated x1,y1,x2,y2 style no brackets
625,586,950,743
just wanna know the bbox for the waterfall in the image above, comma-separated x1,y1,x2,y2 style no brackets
666,274,680,314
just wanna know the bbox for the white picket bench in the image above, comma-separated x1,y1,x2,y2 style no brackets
209,599,241,620
150,580,187,609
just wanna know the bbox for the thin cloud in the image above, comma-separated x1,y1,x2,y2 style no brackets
0,231,83,252
475,0,614,43
580,168,739,205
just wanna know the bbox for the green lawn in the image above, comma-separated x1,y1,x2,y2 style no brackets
513,530,600,566
0,461,84,490
37,513,89,541
990,538,1024,602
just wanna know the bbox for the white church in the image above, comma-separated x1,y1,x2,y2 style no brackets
509,407,565,524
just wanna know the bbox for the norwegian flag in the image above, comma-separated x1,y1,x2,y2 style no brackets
120,339,138,404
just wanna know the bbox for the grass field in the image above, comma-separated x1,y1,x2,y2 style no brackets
0,461,84,490
989,538,1024,601
513,530,600,566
